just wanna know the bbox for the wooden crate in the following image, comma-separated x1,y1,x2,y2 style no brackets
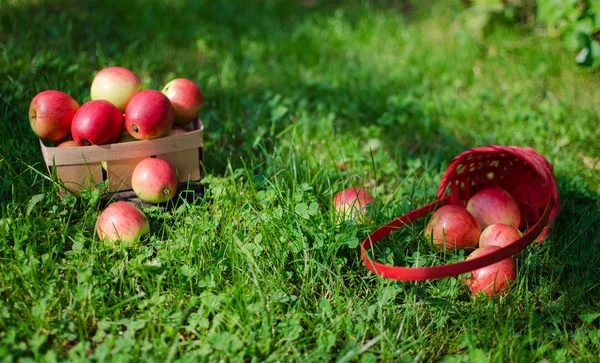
39,119,203,201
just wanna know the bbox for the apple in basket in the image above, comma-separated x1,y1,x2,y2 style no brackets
479,223,521,248
71,100,123,145
131,158,178,204
161,78,204,125
29,90,80,141
424,204,480,250
333,187,373,222
467,187,521,230
125,90,174,140
464,245,516,297
90,66,142,112
96,201,150,246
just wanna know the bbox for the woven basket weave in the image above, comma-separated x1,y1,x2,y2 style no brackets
361,145,560,281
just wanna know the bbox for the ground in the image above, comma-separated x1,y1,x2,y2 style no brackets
1,0,599,361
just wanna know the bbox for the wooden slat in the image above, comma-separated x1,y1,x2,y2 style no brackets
40,128,203,166
40,120,203,165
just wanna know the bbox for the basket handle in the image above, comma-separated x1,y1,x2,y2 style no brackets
360,196,553,281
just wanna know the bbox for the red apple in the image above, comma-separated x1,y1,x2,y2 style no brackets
479,223,521,248
424,204,480,250
333,187,373,222
29,90,80,141
466,187,521,229
161,78,204,124
71,100,123,145
96,201,150,246
131,158,178,204
90,66,142,112
465,245,516,297
57,140,85,148
168,126,192,136
125,90,174,140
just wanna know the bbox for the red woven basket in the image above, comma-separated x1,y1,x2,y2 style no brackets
361,145,560,281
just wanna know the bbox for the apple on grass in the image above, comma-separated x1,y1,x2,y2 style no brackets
333,187,373,223
90,66,142,112
131,158,178,204
466,187,521,230
125,90,174,140
29,90,80,141
161,78,204,125
479,223,521,248
424,204,480,251
96,201,149,247
71,100,123,145
464,245,516,297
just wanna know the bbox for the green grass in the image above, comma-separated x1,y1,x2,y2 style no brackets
1,0,600,361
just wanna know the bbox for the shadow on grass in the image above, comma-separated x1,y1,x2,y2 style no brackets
528,177,600,321
1,0,453,173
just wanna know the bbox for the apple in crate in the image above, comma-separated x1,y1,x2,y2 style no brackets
131,158,178,204
161,78,204,124
125,90,174,140
57,140,85,148
168,126,192,136
424,205,480,250
29,90,80,141
467,187,521,229
90,66,142,112
479,223,521,248
464,245,516,297
96,201,150,246
333,187,373,222
71,100,123,145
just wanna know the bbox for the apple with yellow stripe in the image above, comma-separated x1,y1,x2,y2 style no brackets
467,187,521,230
161,78,204,125
464,245,516,297
90,66,142,112
333,187,373,223
131,158,178,204
96,201,150,247
424,204,480,251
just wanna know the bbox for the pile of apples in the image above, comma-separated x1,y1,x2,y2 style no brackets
333,186,524,298
28,66,205,247
29,66,203,146
424,187,523,297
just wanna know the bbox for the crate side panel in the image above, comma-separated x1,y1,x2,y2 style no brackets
157,149,201,183
56,163,104,194
106,158,145,192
